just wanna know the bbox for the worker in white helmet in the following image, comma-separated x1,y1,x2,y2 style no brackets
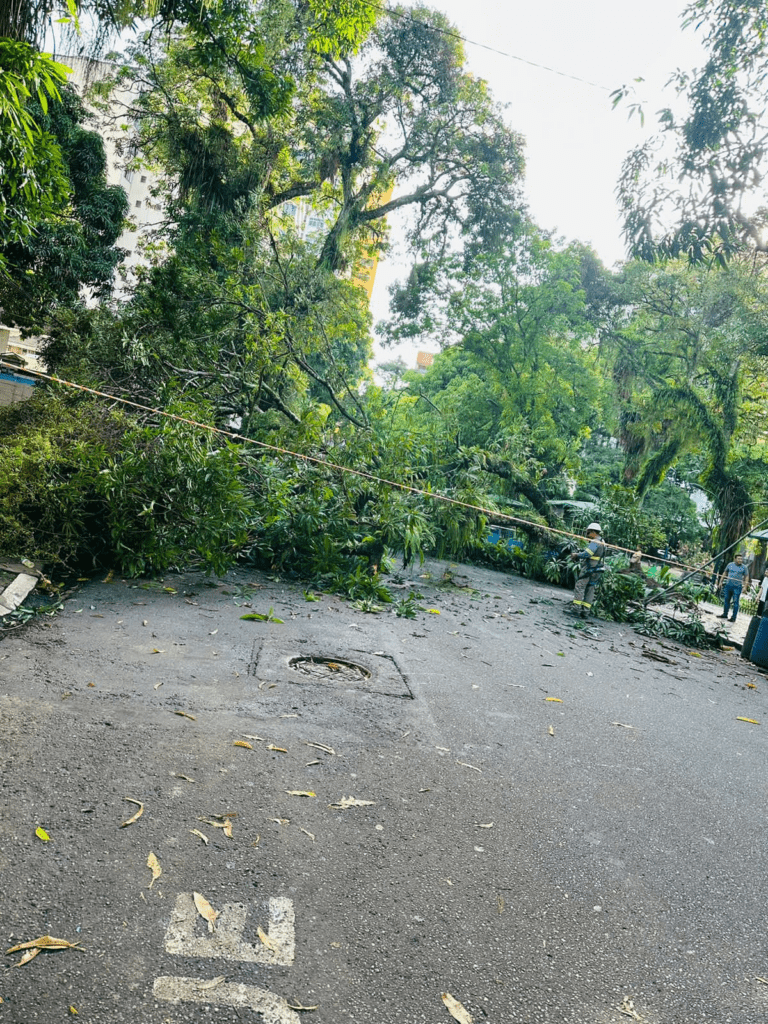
567,522,606,618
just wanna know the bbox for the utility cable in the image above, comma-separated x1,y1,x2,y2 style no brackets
358,0,612,92
0,359,723,574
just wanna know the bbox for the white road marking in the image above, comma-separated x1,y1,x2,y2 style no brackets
153,976,301,1024
163,893,295,965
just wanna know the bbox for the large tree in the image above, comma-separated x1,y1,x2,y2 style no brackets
54,1,526,431
604,257,768,555
617,0,768,262
380,225,606,520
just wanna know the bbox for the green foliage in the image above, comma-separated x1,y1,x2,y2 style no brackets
0,393,251,576
0,40,71,273
572,487,665,552
634,612,715,649
617,0,768,262
592,558,646,621
603,259,768,553
381,226,605,494
0,83,129,333
97,410,251,576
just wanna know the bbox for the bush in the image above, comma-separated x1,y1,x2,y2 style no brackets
592,558,646,621
0,393,252,576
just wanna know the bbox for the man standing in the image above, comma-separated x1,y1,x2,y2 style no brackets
567,522,606,619
718,553,750,621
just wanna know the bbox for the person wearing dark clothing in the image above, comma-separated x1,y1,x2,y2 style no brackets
567,523,606,619
717,554,750,621
757,567,768,617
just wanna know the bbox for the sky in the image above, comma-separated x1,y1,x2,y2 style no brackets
370,0,705,366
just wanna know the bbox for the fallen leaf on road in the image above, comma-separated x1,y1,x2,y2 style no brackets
13,948,40,967
190,829,208,845
545,697,562,703
173,774,195,782
209,629,218,636
474,823,494,829
268,745,288,753
497,896,505,914
306,742,335,756
233,740,253,749
257,926,275,951
193,892,219,933
151,649,166,654
736,717,760,724
270,818,290,825
455,760,481,772
441,992,473,1023
286,790,316,798
69,1007,78,1015
746,682,757,689
35,826,50,842
147,851,161,888
287,1003,319,1011
305,760,321,766
328,796,375,809
244,734,265,741
173,710,196,721
7,935,82,964
756,976,768,985
548,726,555,737
223,818,233,838
427,609,440,614
299,827,315,842
87,682,96,687
154,681,163,689
120,798,144,828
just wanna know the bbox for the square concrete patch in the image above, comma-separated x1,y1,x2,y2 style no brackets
250,635,413,698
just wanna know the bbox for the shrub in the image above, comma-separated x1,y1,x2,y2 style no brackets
0,393,252,576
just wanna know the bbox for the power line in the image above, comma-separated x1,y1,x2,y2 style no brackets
1,359,707,573
359,0,611,92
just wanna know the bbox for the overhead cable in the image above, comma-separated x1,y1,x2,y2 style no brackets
358,0,612,92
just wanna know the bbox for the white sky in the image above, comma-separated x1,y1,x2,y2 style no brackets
371,0,705,364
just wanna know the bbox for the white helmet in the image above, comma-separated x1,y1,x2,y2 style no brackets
586,522,602,533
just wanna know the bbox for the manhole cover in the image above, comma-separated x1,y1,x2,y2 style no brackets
250,636,412,698
288,656,371,683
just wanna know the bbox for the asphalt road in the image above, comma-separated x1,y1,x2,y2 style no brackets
1,560,767,1024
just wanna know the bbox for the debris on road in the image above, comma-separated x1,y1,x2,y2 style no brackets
328,796,375,809
147,851,162,888
120,798,144,827
441,991,473,1023
6,935,83,968
193,891,219,932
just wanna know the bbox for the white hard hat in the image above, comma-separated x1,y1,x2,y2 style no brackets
586,522,602,533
